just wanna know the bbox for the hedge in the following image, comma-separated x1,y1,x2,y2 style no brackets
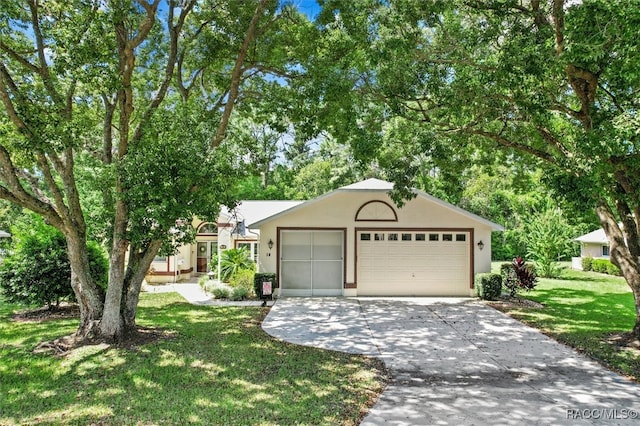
590,258,621,276
475,273,502,301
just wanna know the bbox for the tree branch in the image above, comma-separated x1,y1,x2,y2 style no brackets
551,0,565,54
0,40,40,73
28,0,63,107
210,0,272,148
132,0,195,144
464,128,559,165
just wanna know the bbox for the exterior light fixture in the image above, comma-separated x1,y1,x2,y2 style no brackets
477,240,484,251
268,239,274,250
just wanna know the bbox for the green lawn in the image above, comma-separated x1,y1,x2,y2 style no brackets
0,293,387,425
491,263,640,381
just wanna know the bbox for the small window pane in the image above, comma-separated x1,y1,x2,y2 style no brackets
360,233,371,241
443,234,453,241
388,233,398,241
374,233,385,241
602,245,610,256
153,256,167,262
456,234,466,242
402,233,412,241
198,222,218,234
429,234,439,241
416,233,426,241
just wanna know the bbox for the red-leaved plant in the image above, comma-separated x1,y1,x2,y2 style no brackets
504,257,538,297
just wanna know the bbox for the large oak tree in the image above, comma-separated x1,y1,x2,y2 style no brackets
0,0,306,340
303,0,640,335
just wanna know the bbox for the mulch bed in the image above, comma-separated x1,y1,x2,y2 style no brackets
12,303,80,322
12,303,175,356
485,295,545,310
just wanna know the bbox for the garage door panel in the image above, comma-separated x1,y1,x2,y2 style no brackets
281,230,344,296
281,262,311,290
281,232,311,260
357,230,470,296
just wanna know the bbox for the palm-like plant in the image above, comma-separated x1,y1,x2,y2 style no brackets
219,248,254,282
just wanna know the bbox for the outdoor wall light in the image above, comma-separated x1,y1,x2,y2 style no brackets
477,240,484,251
268,239,274,250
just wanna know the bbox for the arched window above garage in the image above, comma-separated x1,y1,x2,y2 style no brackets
355,200,398,222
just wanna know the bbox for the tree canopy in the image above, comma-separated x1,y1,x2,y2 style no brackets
295,0,640,335
0,0,311,340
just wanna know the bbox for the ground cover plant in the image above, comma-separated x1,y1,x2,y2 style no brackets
0,293,387,425
489,264,640,382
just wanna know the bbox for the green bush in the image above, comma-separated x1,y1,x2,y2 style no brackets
0,220,108,308
210,282,232,299
254,272,277,299
606,262,621,276
231,286,250,301
198,275,209,288
581,256,593,271
229,269,255,299
500,263,512,278
475,273,502,301
592,259,609,274
589,258,621,276
230,269,255,295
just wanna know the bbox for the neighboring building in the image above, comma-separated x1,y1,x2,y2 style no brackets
572,228,610,270
147,178,503,296
0,230,10,260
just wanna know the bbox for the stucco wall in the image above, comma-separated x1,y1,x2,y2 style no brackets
581,243,609,259
256,191,496,295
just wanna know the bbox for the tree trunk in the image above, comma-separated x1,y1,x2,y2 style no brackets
122,240,163,331
99,235,128,341
596,201,640,338
65,231,103,337
99,193,130,341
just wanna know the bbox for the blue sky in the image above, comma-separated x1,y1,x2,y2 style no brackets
293,0,321,19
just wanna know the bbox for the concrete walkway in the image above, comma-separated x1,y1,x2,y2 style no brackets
262,297,640,425
142,282,274,306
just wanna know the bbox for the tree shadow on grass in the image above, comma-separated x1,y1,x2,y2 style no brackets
0,296,386,426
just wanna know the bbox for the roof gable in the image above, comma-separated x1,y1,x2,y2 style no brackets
249,178,503,231
575,228,609,244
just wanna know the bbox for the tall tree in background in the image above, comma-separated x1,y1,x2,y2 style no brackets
0,0,305,341
307,1,640,335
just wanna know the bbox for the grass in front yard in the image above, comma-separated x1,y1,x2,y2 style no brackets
0,293,387,425
491,264,640,381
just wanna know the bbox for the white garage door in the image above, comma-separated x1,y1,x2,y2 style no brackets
280,230,344,296
357,230,470,296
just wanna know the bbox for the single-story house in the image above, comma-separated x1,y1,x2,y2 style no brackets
148,178,503,297
572,227,610,270
146,200,302,283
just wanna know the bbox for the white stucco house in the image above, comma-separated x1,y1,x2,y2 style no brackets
147,178,503,296
572,227,610,270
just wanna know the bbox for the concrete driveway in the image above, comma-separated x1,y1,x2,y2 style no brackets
262,298,640,425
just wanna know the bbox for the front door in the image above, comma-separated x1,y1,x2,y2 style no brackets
197,241,216,273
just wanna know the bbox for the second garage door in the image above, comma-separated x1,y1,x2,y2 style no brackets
357,230,471,296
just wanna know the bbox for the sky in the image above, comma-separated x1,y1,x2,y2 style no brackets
293,0,322,20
